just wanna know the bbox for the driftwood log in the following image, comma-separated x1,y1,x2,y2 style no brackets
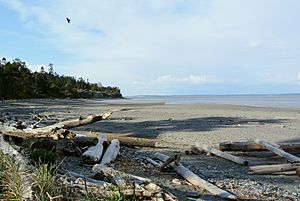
92,165,151,183
249,163,300,174
100,139,120,166
74,133,157,147
82,136,107,164
219,140,300,152
0,111,113,139
255,139,300,162
198,144,248,165
154,153,237,200
0,135,33,200
57,169,109,187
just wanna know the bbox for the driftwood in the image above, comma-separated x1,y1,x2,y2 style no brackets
154,153,237,200
296,167,300,177
0,111,113,139
249,163,300,174
82,136,107,164
219,140,300,152
146,157,163,167
92,165,176,200
159,154,181,171
185,145,205,155
57,169,109,187
100,139,120,166
77,132,157,147
199,144,248,165
0,135,33,200
255,139,300,162
92,165,152,183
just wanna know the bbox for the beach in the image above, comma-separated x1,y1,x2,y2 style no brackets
70,99,300,148
1,98,300,200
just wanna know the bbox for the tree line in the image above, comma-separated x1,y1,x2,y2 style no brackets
0,58,122,100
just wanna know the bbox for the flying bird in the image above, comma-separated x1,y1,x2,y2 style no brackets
66,17,71,23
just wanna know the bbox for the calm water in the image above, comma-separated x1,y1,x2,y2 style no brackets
113,94,300,109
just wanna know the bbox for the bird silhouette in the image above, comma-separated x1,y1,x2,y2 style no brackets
66,17,71,23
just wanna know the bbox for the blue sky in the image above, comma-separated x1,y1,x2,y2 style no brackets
1,0,300,96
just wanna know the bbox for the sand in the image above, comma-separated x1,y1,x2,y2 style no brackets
1,99,300,200
66,99,300,149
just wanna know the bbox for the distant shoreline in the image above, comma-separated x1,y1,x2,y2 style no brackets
121,94,300,109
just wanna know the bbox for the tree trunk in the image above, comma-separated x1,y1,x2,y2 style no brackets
154,153,237,200
82,136,107,164
219,140,300,152
100,139,120,166
249,163,300,174
0,111,113,139
75,133,157,147
92,165,152,183
200,144,248,165
255,139,300,162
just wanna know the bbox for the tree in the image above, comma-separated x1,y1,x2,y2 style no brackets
0,58,122,99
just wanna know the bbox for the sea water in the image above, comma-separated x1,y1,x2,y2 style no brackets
120,94,300,109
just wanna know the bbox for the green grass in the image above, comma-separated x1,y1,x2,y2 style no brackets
34,163,60,201
0,150,23,200
0,150,132,201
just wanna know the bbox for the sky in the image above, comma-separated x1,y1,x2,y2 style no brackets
1,0,300,96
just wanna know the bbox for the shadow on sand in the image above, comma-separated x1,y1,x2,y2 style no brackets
74,116,288,139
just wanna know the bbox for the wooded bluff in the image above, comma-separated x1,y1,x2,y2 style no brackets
0,58,122,99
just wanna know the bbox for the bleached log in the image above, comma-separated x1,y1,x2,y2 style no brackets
270,171,296,175
219,140,300,152
146,157,162,167
100,139,120,166
82,136,107,164
0,135,33,200
255,139,300,162
92,165,151,183
0,111,113,139
199,144,248,165
249,163,300,174
154,153,237,200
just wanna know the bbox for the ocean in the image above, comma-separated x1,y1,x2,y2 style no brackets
112,94,300,109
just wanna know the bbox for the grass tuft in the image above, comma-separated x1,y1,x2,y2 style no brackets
0,150,23,200
34,163,60,201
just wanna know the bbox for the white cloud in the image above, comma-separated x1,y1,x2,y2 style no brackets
155,75,218,84
297,72,300,81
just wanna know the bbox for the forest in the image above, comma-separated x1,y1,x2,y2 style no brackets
0,58,122,100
